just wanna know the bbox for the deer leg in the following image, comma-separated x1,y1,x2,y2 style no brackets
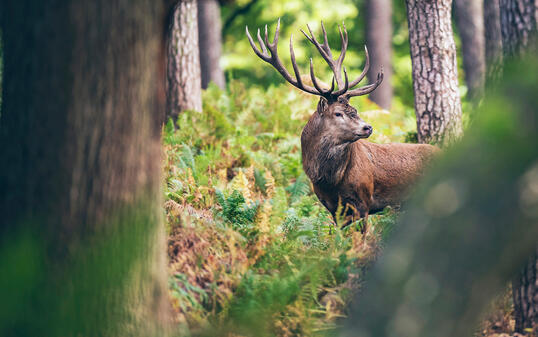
361,212,369,234
341,203,360,229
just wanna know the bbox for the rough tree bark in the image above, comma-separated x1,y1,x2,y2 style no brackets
343,55,538,337
365,0,393,110
453,0,486,100
0,1,170,335
406,0,463,145
512,248,538,333
499,0,538,333
484,0,504,81
198,0,226,89
499,0,538,56
167,0,203,122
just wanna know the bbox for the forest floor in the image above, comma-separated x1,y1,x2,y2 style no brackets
163,82,521,337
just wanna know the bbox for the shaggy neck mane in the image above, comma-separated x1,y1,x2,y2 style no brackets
301,114,352,186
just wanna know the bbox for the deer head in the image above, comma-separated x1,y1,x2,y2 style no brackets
246,19,383,143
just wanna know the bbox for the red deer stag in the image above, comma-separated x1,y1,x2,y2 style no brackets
246,20,438,232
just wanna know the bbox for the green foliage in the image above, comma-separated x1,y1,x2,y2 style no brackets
285,173,311,203
215,189,260,237
220,0,475,127
221,0,421,121
164,81,405,336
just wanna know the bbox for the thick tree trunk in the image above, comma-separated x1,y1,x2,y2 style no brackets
499,0,538,56
512,248,538,333
484,0,504,81
365,0,393,110
406,0,463,146
453,0,486,100
499,1,538,333
0,1,169,336
167,0,202,121
198,0,226,89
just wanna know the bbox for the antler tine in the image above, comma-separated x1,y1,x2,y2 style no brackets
246,20,323,96
302,23,349,92
333,67,349,96
270,18,280,48
336,23,348,66
256,29,268,56
320,21,333,58
309,58,329,94
246,26,269,61
263,19,280,50
301,24,331,61
348,45,370,88
329,76,336,92
345,67,384,98
246,20,383,100
289,33,303,88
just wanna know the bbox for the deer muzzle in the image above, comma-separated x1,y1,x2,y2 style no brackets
355,123,373,139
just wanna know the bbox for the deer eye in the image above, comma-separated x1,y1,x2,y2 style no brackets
335,113,343,117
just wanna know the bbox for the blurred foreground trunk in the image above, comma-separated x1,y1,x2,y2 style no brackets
167,0,203,122
453,0,486,101
0,1,170,336
198,0,226,89
364,0,393,110
406,0,463,145
499,0,538,333
343,54,538,337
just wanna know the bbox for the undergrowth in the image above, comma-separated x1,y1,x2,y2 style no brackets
164,81,409,337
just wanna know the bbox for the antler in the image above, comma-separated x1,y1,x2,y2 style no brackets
246,19,384,101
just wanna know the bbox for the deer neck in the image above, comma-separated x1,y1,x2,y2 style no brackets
301,117,352,186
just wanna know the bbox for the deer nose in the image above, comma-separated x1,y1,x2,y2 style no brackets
363,125,373,134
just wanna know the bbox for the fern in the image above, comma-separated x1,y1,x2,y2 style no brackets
163,79,403,336
253,168,267,193
215,190,260,238
285,173,311,203
179,144,196,171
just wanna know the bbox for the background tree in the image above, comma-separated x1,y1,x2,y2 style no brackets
198,0,226,89
500,0,537,56
453,0,486,100
499,0,538,332
405,0,463,145
364,0,393,110
484,0,504,81
0,1,171,335
167,0,202,122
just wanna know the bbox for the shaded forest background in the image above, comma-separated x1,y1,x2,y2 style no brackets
221,0,462,118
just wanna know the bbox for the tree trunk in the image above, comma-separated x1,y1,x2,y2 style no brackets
365,0,393,110
343,54,538,337
167,0,202,122
453,0,486,100
198,0,226,89
0,1,169,336
406,0,463,146
512,248,538,333
499,0,538,57
499,1,538,333
484,0,504,81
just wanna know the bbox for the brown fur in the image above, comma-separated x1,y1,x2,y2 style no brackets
301,97,438,230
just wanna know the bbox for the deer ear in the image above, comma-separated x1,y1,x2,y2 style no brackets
317,97,328,115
